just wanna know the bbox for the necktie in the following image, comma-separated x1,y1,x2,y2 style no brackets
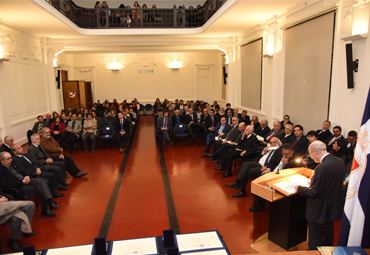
347,143,351,148
121,120,123,131
267,131,276,142
211,117,214,127
264,151,273,166
38,123,42,133
318,130,324,135
293,137,298,146
229,117,231,124
22,155,32,164
219,125,224,133
191,114,193,121
72,121,75,129
89,120,91,125
328,137,337,146
164,118,167,128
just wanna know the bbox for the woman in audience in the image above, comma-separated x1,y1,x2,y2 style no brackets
52,112,59,122
110,109,116,118
131,101,138,113
118,105,124,113
50,116,65,140
132,1,140,27
77,113,85,124
154,99,162,114
142,4,148,23
134,98,140,106
94,1,100,14
67,111,73,120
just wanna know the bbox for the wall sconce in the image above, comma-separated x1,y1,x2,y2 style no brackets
168,60,182,70
107,61,123,70
263,30,274,57
352,1,370,36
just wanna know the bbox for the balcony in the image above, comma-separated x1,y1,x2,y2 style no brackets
44,0,227,29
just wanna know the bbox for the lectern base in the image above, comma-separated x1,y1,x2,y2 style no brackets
249,232,309,254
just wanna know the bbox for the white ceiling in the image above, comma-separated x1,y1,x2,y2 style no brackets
0,0,305,53
73,0,205,8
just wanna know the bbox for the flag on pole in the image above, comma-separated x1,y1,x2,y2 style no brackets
338,88,370,248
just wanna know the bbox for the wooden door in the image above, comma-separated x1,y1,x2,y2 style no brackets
61,70,68,81
62,81,80,111
85,82,93,109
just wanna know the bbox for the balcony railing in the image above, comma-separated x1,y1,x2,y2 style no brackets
44,0,227,29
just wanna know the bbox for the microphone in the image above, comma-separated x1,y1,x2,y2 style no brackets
276,158,305,174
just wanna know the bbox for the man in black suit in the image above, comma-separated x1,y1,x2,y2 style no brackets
316,120,333,144
172,109,185,125
225,137,282,197
297,141,346,250
0,152,58,217
216,125,259,178
154,108,164,128
225,109,233,125
345,130,357,165
1,135,14,156
208,117,242,161
32,116,48,134
26,134,69,188
60,114,70,131
157,110,173,151
260,121,284,145
292,125,309,159
11,144,65,197
44,113,52,128
303,131,320,169
114,112,131,153
202,116,230,156
239,110,251,125
251,115,260,131
185,108,197,125
280,124,295,144
204,109,220,134
280,115,293,130
327,126,346,159
255,119,270,138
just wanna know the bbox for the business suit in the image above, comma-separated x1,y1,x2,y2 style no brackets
226,115,233,125
204,123,231,153
185,113,198,125
82,119,98,150
239,115,251,125
1,144,13,156
237,148,282,192
221,134,259,175
316,129,333,144
66,119,83,152
32,121,48,134
12,154,59,193
255,126,270,138
292,135,309,159
213,124,240,156
26,144,67,184
114,117,131,149
172,114,185,125
252,121,261,132
264,129,284,142
298,154,346,250
157,116,172,148
0,164,52,210
281,132,296,145
204,115,220,132
345,140,356,165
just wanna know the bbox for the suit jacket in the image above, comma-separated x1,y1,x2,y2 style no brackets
254,148,282,171
298,154,346,223
239,115,251,125
32,122,48,133
204,115,220,130
114,118,131,135
226,115,233,125
40,136,63,157
1,144,13,156
11,155,39,178
66,120,83,137
0,164,24,190
252,121,261,132
223,124,240,141
26,144,53,170
281,133,296,145
94,117,103,131
255,126,270,138
264,129,284,141
172,115,185,125
157,116,172,131
292,135,309,158
237,134,259,153
317,129,333,144
185,113,198,125
346,141,356,163
44,119,52,128
213,123,231,136
83,119,98,135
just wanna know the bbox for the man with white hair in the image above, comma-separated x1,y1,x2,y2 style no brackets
1,135,15,156
296,140,346,250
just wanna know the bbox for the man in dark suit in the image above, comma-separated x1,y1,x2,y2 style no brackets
202,116,230,155
11,143,64,197
292,125,309,159
44,113,52,128
297,141,346,250
157,110,173,151
225,137,282,197
225,109,233,125
327,126,346,159
66,114,83,154
0,152,58,217
345,130,357,165
31,115,49,134
251,115,260,132
255,119,270,138
280,124,295,144
204,109,220,134
316,120,333,144
260,121,284,145
26,134,69,187
216,125,259,178
172,109,185,125
1,135,14,156
60,114,70,131
185,107,198,125
114,112,131,153
239,110,251,125
280,115,293,130
208,117,242,161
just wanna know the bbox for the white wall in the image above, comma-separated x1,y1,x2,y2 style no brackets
0,24,56,145
60,52,222,106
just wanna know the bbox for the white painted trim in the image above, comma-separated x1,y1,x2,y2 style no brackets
10,113,48,127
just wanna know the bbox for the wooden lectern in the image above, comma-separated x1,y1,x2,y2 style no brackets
250,167,314,253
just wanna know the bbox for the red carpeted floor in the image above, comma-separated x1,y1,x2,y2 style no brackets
0,115,342,254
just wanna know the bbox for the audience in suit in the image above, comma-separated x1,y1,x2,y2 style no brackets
0,190,36,252
204,109,220,134
304,130,320,169
255,119,270,138
44,114,52,128
225,109,233,125
172,109,185,125
292,125,309,159
82,114,97,153
1,136,14,156
32,116,49,134
239,110,251,125
202,116,231,155
317,120,333,144
251,115,260,131
327,126,346,160
66,114,83,154
280,124,295,145
114,112,131,153
280,115,293,130
157,111,173,151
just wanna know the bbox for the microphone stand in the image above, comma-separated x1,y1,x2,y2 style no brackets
276,158,306,174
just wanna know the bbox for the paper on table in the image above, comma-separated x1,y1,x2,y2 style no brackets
273,181,296,194
46,244,93,255
185,249,228,255
289,175,310,187
111,237,157,255
176,231,224,252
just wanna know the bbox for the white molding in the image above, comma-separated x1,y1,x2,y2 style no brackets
10,112,48,127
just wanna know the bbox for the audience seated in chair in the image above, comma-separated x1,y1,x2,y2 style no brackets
157,110,173,151
66,114,82,155
82,114,97,153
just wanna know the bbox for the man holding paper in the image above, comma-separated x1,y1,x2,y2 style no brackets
296,141,346,250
